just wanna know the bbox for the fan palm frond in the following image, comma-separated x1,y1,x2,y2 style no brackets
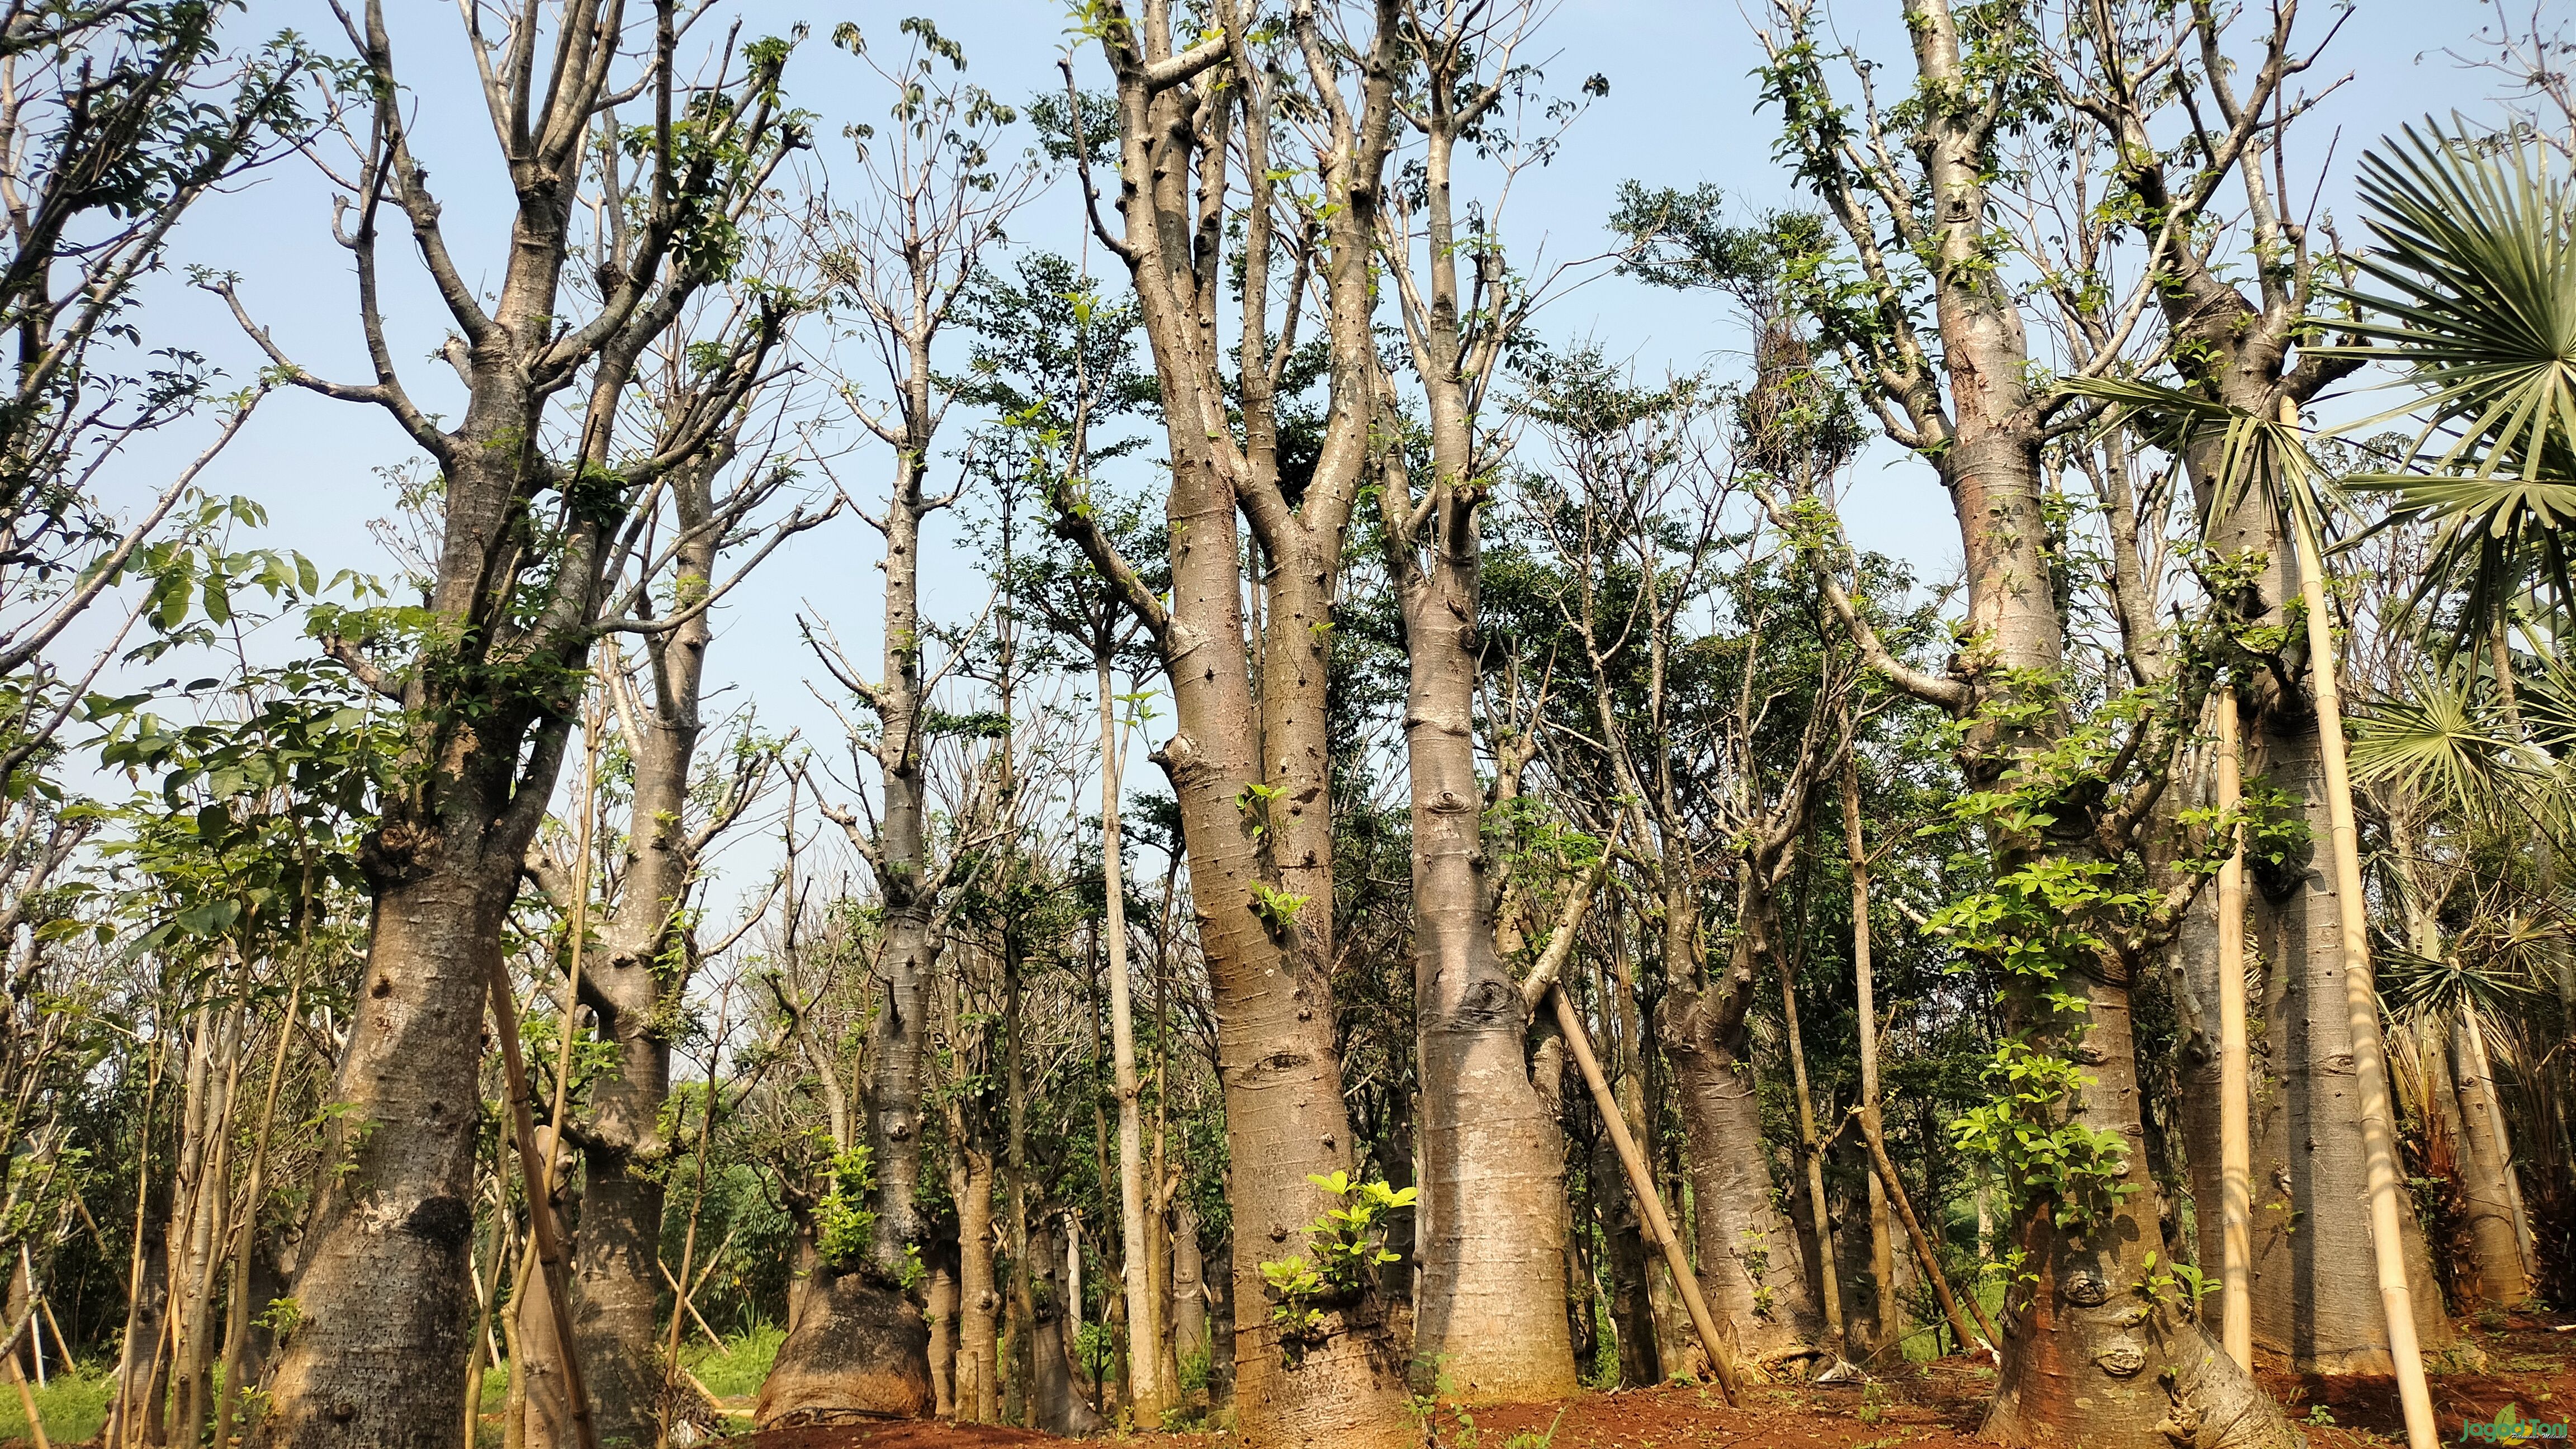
2313,120,2576,645
2057,376,2326,543
2353,666,2524,826
2378,943,2548,1030
2321,121,2576,479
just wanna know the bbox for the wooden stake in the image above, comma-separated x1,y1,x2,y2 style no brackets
1548,983,1740,1403
486,956,600,1449
4,1350,47,1449
1843,752,1902,1358
1853,1107,1995,1355
214,981,302,1448
2214,688,2254,1372
2284,409,2435,1449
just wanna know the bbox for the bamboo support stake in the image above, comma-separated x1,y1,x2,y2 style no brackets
4,1351,47,1449
22,1248,40,1389
1777,935,1847,1360
518,692,604,1449
2284,405,2435,1449
2215,688,2254,1372
657,998,728,1449
465,1187,508,1449
212,981,302,1448
1548,982,1740,1404
1843,753,1901,1357
1853,1108,1995,1355
542,701,602,1193
486,956,600,1449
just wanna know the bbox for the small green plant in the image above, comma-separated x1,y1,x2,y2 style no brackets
253,1295,304,1340
1259,1254,1330,1338
1259,1172,1415,1356
2135,1252,2218,1315
1074,1319,1118,1386
1858,1381,1893,1426
1249,880,1309,935
1237,780,1285,837
1502,1408,1566,1449
813,1143,879,1270
2304,1401,2336,1426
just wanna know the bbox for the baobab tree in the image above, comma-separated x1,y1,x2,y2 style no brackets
220,4,803,1441
1049,2,1420,1441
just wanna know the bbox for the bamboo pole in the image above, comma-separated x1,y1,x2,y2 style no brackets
1852,1106,1995,1355
486,955,600,1449
1775,929,1846,1358
212,981,302,1447
658,1018,728,1449
2215,688,2254,1372
1099,656,1167,1427
1547,983,1740,1403
2284,415,2435,1449
465,1178,509,1449
103,1043,163,1449
1841,754,1901,1358
5,1349,48,1449
517,694,603,1449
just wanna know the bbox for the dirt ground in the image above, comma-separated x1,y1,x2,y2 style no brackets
736,1313,2576,1448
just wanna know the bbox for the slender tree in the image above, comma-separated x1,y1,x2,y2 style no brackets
1373,0,1593,1401
776,17,1035,1418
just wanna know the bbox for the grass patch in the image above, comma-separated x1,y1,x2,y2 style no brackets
683,1322,782,1403
0,1363,115,1444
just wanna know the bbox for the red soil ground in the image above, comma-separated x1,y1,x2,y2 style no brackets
737,1313,2576,1449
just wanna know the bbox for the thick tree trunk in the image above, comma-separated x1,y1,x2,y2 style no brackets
2452,1012,2534,1304
955,1146,1000,1424
1664,886,1822,1365
750,1261,934,1428
257,861,522,1448
2236,716,2452,1371
1985,964,2295,1448
1029,1223,1109,1437
927,1259,959,1419
1392,490,1575,1401
1069,9,1415,1440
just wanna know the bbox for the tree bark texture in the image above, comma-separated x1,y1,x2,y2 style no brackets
1386,455,1575,1401
1664,883,1823,1365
